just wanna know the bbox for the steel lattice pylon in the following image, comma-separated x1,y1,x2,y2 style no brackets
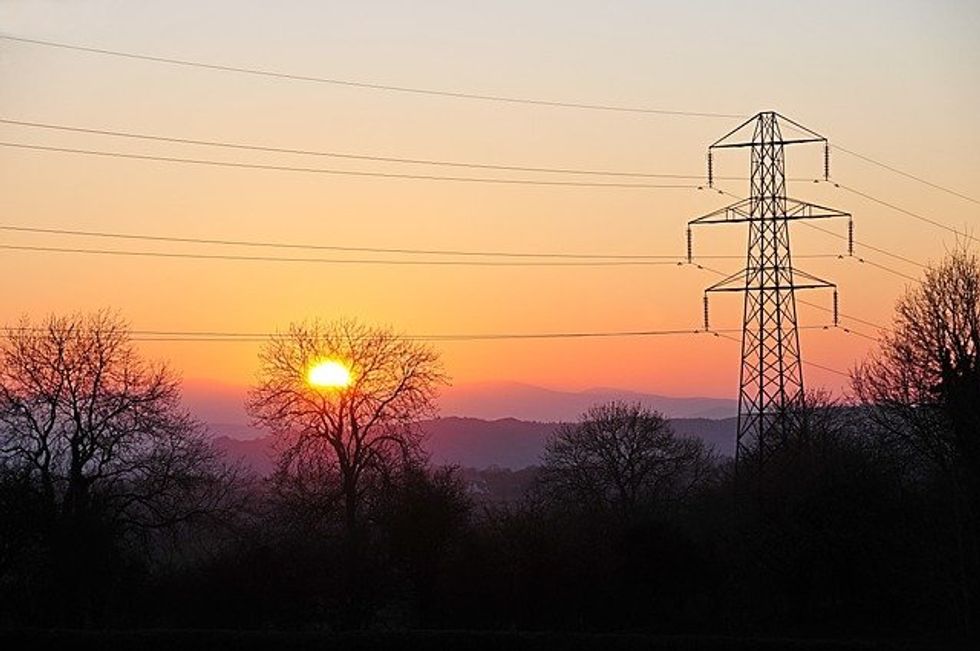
688,112,852,468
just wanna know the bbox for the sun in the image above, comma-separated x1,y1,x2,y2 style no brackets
306,359,352,389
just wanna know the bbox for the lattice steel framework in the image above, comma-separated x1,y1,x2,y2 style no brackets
688,112,851,468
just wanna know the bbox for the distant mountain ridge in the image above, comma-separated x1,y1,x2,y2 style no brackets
437,381,737,421
183,380,738,427
191,379,738,470
211,415,736,473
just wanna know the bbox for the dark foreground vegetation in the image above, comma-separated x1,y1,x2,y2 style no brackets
0,250,977,648
0,629,965,651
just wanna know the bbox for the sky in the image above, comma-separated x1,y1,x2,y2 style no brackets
0,0,978,413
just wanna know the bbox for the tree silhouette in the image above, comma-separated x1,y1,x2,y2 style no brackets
536,401,714,521
853,245,980,473
246,319,447,628
246,319,447,536
852,245,980,633
0,311,232,531
0,311,235,621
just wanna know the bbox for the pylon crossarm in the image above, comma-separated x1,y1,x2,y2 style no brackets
709,111,826,150
704,268,749,293
783,198,850,220
791,268,836,291
773,112,826,143
688,198,754,225
709,114,761,149
689,197,850,225
710,282,834,293
711,137,824,150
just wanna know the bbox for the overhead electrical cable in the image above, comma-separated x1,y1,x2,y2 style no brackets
127,328,729,342
799,221,925,268
800,297,887,333
5,34,969,212
831,182,979,245
0,142,702,188
0,118,714,180
831,145,980,206
3,322,851,379
778,122,979,207
0,243,694,266
836,327,879,342
0,325,739,342
0,223,839,262
709,331,850,377
2,324,833,343
853,258,920,283
0,34,742,118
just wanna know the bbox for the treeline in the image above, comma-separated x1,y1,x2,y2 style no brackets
0,250,977,643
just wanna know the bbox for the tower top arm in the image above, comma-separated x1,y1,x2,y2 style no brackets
710,111,826,150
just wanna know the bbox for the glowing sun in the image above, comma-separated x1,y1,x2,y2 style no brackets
307,360,352,389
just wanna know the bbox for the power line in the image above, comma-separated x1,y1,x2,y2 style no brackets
0,325,738,343
0,34,743,119
3,324,838,343
0,223,842,263
0,141,702,188
0,243,698,266
799,221,925,268
129,327,853,382
837,326,879,342
0,223,691,260
29,304,881,344
0,241,825,267
853,257,920,283
0,118,711,180
832,144,980,206
131,328,722,342
777,121,979,207
6,34,972,215
0,293,855,377
832,182,979,245
710,330,850,377
798,296,886,332
0,117,819,185
799,358,850,378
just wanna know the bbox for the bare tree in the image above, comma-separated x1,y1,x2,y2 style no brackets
852,245,980,632
0,311,233,534
852,245,980,475
246,318,447,535
536,401,715,520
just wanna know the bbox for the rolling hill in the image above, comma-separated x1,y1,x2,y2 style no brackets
211,415,736,473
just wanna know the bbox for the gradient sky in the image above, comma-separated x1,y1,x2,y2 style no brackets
0,1,978,408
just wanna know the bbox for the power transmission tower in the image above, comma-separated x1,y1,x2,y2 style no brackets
688,111,851,469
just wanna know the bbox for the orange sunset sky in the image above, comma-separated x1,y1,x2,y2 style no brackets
1,1,978,414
